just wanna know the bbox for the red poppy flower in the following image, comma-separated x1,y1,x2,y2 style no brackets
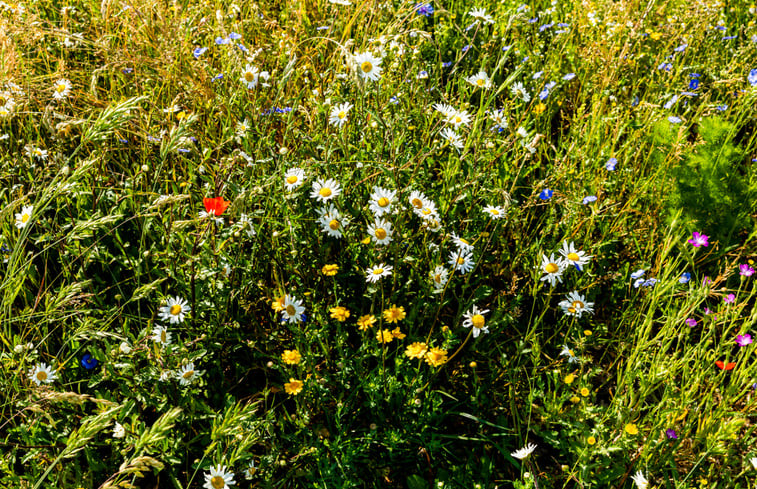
715,360,736,370
203,197,230,216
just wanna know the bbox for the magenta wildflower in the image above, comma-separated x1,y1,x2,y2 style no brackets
724,294,735,304
685,318,697,327
739,264,755,277
665,428,678,439
736,334,752,347
687,231,709,247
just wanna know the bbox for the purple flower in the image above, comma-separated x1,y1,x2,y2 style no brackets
736,334,753,347
749,69,757,86
228,32,242,40
563,73,576,81
631,269,646,280
724,293,735,304
642,278,657,287
539,188,553,200
658,62,673,71
687,231,709,247
686,318,697,327
674,44,687,52
668,116,682,124
193,47,207,58
689,79,700,90
739,264,755,277
679,272,691,283
415,3,434,17
716,104,728,111
582,195,597,205
215,36,230,45
665,428,678,439
606,158,617,171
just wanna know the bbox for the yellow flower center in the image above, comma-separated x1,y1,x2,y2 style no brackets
490,209,499,215
434,274,442,283
476,78,485,86
286,305,296,316
210,475,226,489
422,208,432,215
21,213,30,223
337,111,346,119
286,175,298,184
572,300,584,309
567,252,580,261
567,307,576,314
319,187,332,198
56,83,67,93
182,370,194,379
169,304,182,315
374,228,387,240
411,198,423,208
377,197,390,207
373,268,384,275
36,371,48,382
545,263,559,274
160,330,167,343
454,116,462,123
329,219,340,230
361,61,373,73
457,257,465,265
244,71,255,82
471,314,485,329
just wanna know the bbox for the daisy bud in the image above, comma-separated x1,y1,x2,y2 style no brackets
278,146,288,155
141,164,149,172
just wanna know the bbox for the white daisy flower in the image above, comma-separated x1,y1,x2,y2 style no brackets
151,325,173,346
466,71,492,89
368,186,397,217
451,233,474,252
408,190,430,211
28,362,57,385
365,263,393,283
445,109,472,128
240,65,269,89
415,202,439,221
539,253,565,286
750,457,757,470
204,464,235,489
353,51,382,81
449,250,475,274
432,102,457,119
483,205,506,219
25,146,48,160
510,442,537,460
424,217,443,233
440,128,464,149
112,422,126,438
238,214,256,238
178,362,201,386
329,102,353,128
284,167,306,191
281,295,305,323
468,7,494,24
158,296,191,324
367,218,393,245
318,205,348,238
310,178,342,203
52,78,72,100
243,460,257,479
558,241,592,271
14,205,33,229
510,82,531,102
488,108,508,131
559,344,579,363
631,471,649,489
430,266,449,291
558,291,594,318
462,304,490,338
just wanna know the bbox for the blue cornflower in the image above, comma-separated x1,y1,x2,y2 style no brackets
563,73,576,81
237,44,249,53
632,96,640,107
668,116,682,123
582,195,597,205
681,91,698,97
539,189,553,200
715,25,726,31
528,17,538,23
557,22,570,27
316,26,330,30
539,23,554,32
462,45,471,52
215,36,230,45
81,353,99,370
716,104,728,111
442,61,453,68
502,45,512,51
122,68,133,74
748,69,757,86
679,272,691,284
606,157,617,171
228,32,242,40
674,43,687,52
658,62,673,71
722,35,736,40
415,3,434,17
532,71,543,79
211,73,224,82
390,95,399,104
663,94,678,109
689,79,699,90
690,73,700,78
193,47,207,58
630,269,646,280
642,278,657,287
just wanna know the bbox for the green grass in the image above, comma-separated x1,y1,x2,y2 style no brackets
1,0,757,487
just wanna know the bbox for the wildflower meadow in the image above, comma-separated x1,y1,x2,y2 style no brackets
2,0,757,487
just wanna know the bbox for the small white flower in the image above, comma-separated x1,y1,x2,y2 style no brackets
353,51,382,81
466,71,492,89
281,295,305,323
178,362,201,386
203,465,236,489
559,344,579,363
329,102,353,128
483,205,506,219
445,109,472,128
510,442,537,460
367,219,393,245
112,422,126,438
430,266,449,291
310,178,342,203
440,128,464,149
15,205,33,229
151,325,172,346
559,241,592,271
462,305,490,338
284,167,306,191
539,253,565,287
511,82,531,102
558,291,595,318
468,7,494,24
52,78,72,100
448,250,475,274
369,186,397,217
631,470,649,489
318,205,348,238
29,363,57,385
158,296,191,324
365,264,393,283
